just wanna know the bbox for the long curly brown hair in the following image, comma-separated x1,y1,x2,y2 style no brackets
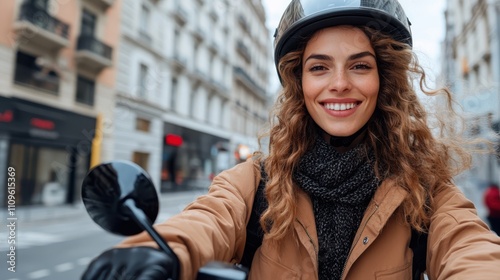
255,26,474,243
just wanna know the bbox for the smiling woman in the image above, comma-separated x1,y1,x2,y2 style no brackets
81,1,500,280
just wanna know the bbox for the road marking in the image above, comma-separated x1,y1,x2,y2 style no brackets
77,257,92,266
28,269,50,279
55,262,74,272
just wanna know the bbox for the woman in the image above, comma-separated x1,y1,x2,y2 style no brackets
83,1,500,279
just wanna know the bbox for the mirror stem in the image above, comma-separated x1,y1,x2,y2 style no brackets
123,198,180,278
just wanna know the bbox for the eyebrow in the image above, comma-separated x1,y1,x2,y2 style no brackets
304,51,376,63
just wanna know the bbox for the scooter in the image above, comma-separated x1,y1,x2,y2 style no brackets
81,160,249,280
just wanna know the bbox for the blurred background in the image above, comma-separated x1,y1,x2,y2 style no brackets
0,0,499,279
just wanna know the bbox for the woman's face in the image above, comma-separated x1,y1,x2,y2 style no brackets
302,26,379,137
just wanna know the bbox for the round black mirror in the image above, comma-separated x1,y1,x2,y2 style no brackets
81,160,159,236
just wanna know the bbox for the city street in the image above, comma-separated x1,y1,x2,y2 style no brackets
1,189,208,280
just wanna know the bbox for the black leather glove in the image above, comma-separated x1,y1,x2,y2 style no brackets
81,246,177,280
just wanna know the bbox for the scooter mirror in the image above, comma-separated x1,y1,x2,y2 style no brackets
81,160,159,236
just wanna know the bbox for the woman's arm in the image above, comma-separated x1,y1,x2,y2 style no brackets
117,159,260,280
427,184,500,279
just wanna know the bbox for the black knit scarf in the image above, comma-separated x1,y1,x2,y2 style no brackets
293,136,380,280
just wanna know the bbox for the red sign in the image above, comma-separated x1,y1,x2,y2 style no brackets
30,118,55,130
0,110,13,122
165,134,183,146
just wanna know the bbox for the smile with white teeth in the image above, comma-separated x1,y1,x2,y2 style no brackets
324,102,358,111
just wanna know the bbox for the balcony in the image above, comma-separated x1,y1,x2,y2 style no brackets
14,63,60,94
238,14,250,34
85,0,114,10
233,66,266,100
208,40,218,54
139,30,152,45
172,6,188,25
192,27,205,42
13,2,70,51
171,53,187,72
75,35,113,72
237,40,251,63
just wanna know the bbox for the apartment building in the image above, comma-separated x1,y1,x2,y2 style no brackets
0,0,119,206
114,0,272,191
442,0,500,201
0,0,272,206
231,0,271,163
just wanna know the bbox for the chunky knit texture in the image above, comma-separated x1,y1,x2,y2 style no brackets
293,137,380,280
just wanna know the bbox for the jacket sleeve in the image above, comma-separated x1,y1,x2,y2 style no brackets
117,159,260,280
427,184,500,279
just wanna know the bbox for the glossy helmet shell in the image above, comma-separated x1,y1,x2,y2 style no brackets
274,0,412,79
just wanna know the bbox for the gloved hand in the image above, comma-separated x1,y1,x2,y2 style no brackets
81,246,177,280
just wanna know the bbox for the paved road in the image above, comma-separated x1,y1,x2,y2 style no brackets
1,189,207,280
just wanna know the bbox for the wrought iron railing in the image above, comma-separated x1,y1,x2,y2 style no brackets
77,35,112,60
233,66,266,98
18,1,70,39
14,63,60,94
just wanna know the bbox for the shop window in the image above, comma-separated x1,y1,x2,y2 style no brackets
14,51,60,94
7,143,68,206
76,75,95,106
136,117,151,132
133,151,149,171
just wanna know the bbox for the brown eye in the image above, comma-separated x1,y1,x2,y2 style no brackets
352,63,371,70
310,65,327,71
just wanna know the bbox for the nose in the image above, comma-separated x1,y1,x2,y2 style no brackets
328,69,351,93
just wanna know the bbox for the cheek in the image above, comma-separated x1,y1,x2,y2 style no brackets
302,77,321,101
363,79,380,102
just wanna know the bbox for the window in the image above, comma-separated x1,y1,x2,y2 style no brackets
170,77,177,109
81,9,96,36
136,117,151,132
140,5,150,32
138,63,148,98
139,5,151,43
173,28,180,57
33,0,49,10
133,151,149,171
76,75,95,106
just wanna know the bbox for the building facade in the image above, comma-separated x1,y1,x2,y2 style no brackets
113,0,272,192
231,0,272,162
0,0,272,207
0,0,119,206
442,0,500,215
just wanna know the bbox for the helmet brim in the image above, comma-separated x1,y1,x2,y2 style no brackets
274,8,412,73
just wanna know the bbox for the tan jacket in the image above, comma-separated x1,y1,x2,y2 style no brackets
121,158,500,279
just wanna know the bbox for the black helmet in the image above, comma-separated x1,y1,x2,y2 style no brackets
274,0,412,77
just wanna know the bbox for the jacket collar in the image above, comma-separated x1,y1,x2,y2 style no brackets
342,178,408,278
293,178,409,279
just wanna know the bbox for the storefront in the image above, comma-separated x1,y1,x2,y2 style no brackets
0,96,96,206
161,123,230,192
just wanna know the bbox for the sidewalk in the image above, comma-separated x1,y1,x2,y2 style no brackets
4,189,205,226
